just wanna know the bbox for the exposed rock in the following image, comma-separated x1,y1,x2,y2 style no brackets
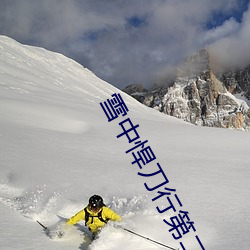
217,66,250,99
123,84,147,103
123,49,250,130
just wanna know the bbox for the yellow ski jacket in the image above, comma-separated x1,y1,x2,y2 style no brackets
67,206,121,233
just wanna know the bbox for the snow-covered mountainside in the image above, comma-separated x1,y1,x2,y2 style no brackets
124,49,250,130
0,36,250,250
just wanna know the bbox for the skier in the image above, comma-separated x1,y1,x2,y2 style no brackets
66,194,122,239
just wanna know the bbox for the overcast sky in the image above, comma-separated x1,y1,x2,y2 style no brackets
0,0,249,89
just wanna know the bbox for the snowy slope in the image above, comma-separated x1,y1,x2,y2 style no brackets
0,36,250,250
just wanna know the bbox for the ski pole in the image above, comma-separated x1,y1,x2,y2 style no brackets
122,227,178,250
37,220,48,231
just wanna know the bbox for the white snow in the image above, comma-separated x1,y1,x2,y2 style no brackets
0,35,250,250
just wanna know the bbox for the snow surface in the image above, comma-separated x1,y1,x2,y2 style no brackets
0,35,250,250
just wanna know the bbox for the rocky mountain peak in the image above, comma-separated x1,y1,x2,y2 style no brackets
177,48,210,78
123,49,250,130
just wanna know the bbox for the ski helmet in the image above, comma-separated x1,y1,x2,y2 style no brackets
89,195,104,210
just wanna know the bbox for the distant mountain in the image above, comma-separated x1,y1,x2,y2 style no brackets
123,49,250,130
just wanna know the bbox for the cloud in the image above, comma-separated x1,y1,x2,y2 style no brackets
208,4,250,68
0,0,249,89
200,18,240,45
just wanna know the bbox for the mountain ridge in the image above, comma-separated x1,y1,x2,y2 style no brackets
123,49,250,130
